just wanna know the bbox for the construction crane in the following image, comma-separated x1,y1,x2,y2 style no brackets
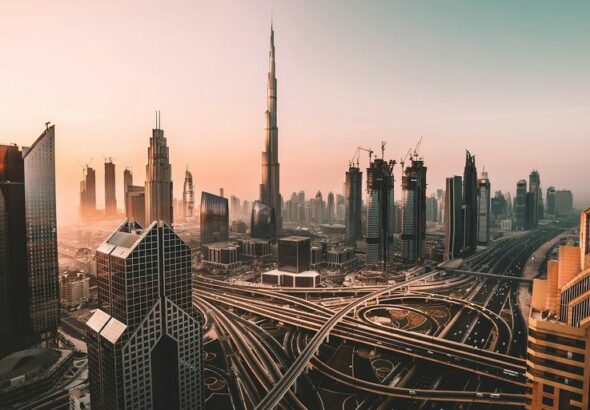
412,136,423,160
349,146,375,168
358,146,374,165
400,147,412,170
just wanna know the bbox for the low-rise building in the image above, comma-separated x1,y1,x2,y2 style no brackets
60,270,90,308
202,241,242,271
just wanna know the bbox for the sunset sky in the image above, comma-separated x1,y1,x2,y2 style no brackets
1,0,589,225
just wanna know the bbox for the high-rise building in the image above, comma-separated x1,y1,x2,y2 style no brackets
546,186,556,216
366,157,395,268
259,24,282,235
79,166,96,220
462,151,478,255
314,191,324,224
104,159,116,216
401,157,427,264
525,192,536,230
491,190,507,220
526,207,590,410
87,220,203,409
555,190,574,216
182,169,195,219
444,176,463,261
230,195,241,221
250,200,276,240
278,236,311,273
0,144,29,357
200,192,229,245
345,165,363,243
24,125,59,345
125,186,145,226
436,188,445,224
123,168,133,215
477,170,491,245
145,112,173,225
426,195,437,222
529,170,542,227
515,179,527,230
327,192,335,224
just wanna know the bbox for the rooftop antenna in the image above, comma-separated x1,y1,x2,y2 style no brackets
45,121,50,130
381,141,386,160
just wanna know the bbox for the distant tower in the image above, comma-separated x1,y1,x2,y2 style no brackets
444,176,463,261
104,159,116,216
145,111,173,225
80,166,96,220
401,157,427,264
529,170,542,227
182,169,195,219
87,220,203,409
477,170,491,245
462,151,478,255
327,192,335,224
259,23,282,235
515,180,527,230
366,157,396,269
314,191,324,224
123,168,133,215
344,165,362,244
546,186,556,217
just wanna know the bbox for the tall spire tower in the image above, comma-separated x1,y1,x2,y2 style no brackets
260,22,282,234
145,111,173,225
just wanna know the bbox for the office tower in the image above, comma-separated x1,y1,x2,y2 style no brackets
278,236,311,273
525,192,536,229
123,168,133,215
528,170,541,227
79,166,96,219
477,170,491,245
401,157,427,264
251,200,276,240
200,192,229,245
126,186,145,226
462,151,478,255
0,144,29,357
242,200,250,220
526,208,590,410
444,176,463,261
327,192,335,224
345,165,363,243
555,190,574,216
505,192,512,216
336,194,345,223
366,157,395,268
104,159,116,216
546,186,556,216
259,24,282,235
314,191,324,224
145,112,173,225
436,188,445,224
87,220,203,410
515,179,527,230
491,190,507,220
426,195,437,222
182,169,195,219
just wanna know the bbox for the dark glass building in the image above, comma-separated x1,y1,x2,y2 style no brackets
515,179,527,230
546,186,556,216
529,170,542,226
444,176,463,261
250,200,276,240
79,166,96,220
125,185,145,226
462,150,478,256
345,165,362,244
278,236,311,273
0,144,29,357
87,220,203,409
104,159,116,216
401,157,427,264
366,158,396,268
200,192,229,245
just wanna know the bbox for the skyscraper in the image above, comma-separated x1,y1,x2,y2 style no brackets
477,170,491,245
529,170,541,227
145,112,173,225
462,151,478,255
259,24,282,235
200,192,229,245
555,190,574,216
251,200,276,240
22,125,60,345
515,179,527,230
366,157,395,268
79,166,96,220
314,191,324,224
87,220,203,409
327,192,335,224
546,186,556,216
182,169,195,219
104,159,116,216
125,185,145,226
345,165,363,243
0,143,29,357
401,157,427,264
123,167,132,214
444,176,463,261
426,195,438,223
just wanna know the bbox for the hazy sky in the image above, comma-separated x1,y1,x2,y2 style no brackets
1,0,589,225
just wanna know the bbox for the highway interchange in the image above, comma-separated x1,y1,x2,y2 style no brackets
195,226,567,409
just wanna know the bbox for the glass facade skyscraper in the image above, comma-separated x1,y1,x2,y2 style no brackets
462,151,478,256
104,159,116,216
345,165,363,244
477,171,491,245
444,176,463,261
200,192,229,245
250,200,276,240
145,114,173,226
401,158,427,264
366,158,395,268
87,220,203,410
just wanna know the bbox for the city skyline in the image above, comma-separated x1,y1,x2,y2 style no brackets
1,1,589,227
